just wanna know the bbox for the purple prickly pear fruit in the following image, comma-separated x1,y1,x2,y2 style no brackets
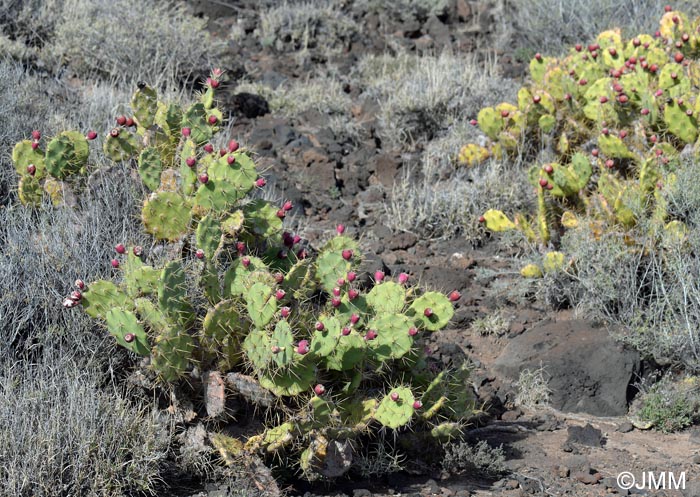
280,307,290,318
606,159,615,169
207,77,220,89
543,164,554,174
228,140,239,152
241,257,251,268
181,127,191,137
619,130,628,139
332,287,341,297
63,297,78,308
448,290,461,302
198,173,209,184
608,47,617,56
374,270,385,282
641,108,650,115
350,313,360,324
274,272,284,284
348,289,359,300
618,94,629,104
204,143,214,153
533,95,541,104
347,271,357,282
276,209,285,219
271,345,281,354
398,272,409,284
390,392,399,401
478,215,486,223
424,307,433,317
336,224,345,234
186,157,196,167
70,290,82,301
364,330,377,341
195,249,205,259
208,115,218,125
111,259,120,269
227,154,235,165
314,384,325,395
469,119,478,126
115,243,126,254
125,117,134,127
124,333,135,343
27,164,36,176
275,289,286,300
591,149,599,157
331,297,341,307
341,327,351,336
575,43,582,51
31,141,38,150
282,200,293,212
342,250,353,261
255,177,266,187
236,242,246,254
413,400,423,409
315,321,324,331
297,249,308,259
293,234,301,245
599,96,608,104
133,246,143,257
116,115,127,126
539,178,548,188
110,128,120,138
86,130,97,140
296,340,310,354
31,130,41,140
75,279,85,290
534,52,542,61
408,327,418,336
337,278,346,287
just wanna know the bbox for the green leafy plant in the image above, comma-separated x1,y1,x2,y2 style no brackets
44,72,475,480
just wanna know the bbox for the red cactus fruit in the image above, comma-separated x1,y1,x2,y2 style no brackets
75,279,85,290
297,340,310,354
469,119,478,126
208,115,218,125
241,257,251,268
500,110,509,118
591,149,599,157
341,326,351,336
390,392,399,401
199,173,209,184
111,259,120,269
331,297,341,307
599,96,608,104
275,289,286,300
539,178,548,188
271,345,281,354
282,200,293,211
606,159,615,169
314,384,325,395
448,290,461,302
195,249,205,259
276,209,285,219
86,130,97,140
228,140,239,152
110,128,120,138
348,289,359,300
674,52,684,63
337,277,346,287
31,130,41,140
116,115,127,126
347,271,357,282
575,43,582,51
332,287,341,297
543,164,554,174
297,249,308,259
204,143,214,153
124,333,135,343
227,154,236,165
478,215,486,223
350,313,360,325
365,330,377,341
181,127,191,137
186,157,196,167
424,307,433,317
255,177,266,187
336,224,345,234
534,53,542,61
27,164,36,176
398,273,409,284
342,249,353,261
408,327,418,336
315,321,324,331
125,117,134,127
133,246,143,257
115,243,126,254
619,130,628,139
280,307,290,318
413,400,423,409
641,108,650,115
70,290,82,301
533,95,541,104
374,270,385,282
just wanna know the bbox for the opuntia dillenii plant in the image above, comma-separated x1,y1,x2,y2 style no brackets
57,72,474,481
465,7,698,276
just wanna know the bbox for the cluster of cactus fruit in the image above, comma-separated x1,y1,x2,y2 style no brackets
46,71,474,479
461,6,697,274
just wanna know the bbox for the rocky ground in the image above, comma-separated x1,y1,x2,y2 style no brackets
173,1,700,495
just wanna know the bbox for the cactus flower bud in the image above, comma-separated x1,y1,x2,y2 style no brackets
70,290,82,301
63,297,79,308
75,279,85,290
274,272,284,284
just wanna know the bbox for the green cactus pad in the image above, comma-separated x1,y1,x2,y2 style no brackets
482,209,516,231
138,147,163,191
221,210,245,237
200,261,221,305
12,140,45,176
259,422,296,452
341,398,377,431
315,252,352,294
142,191,192,241
45,131,89,179
310,316,340,358
246,282,277,329
367,314,414,361
155,102,183,142
283,259,316,299
543,251,566,273
18,176,42,205
103,129,140,162
258,361,315,397
408,292,454,331
241,199,283,239
151,328,194,381
179,139,198,195
431,422,462,441
598,134,636,159
134,297,170,335
201,87,215,110
366,282,406,314
336,293,369,325
520,263,544,278
122,252,160,298
223,257,275,297
195,215,223,260
105,308,150,355
82,280,131,320
664,99,697,143
202,299,246,366
374,387,415,429
43,178,69,206
182,102,212,145
132,83,158,128
324,331,366,371
271,320,296,368
243,327,273,371
158,261,195,328
194,157,257,213
477,107,504,140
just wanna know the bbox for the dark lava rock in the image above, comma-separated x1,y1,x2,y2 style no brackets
229,92,270,118
493,320,640,416
566,423,605,448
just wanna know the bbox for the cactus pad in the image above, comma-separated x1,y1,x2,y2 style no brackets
271,320,296,368
12,140,45,176
158,261,195,328
374,387,415,428
324,331,366,371
196,215,223,260
105,308,150,355
367,314,414,361
408,292,454,331
151,327,194,381
142,191,192,241
103,130,140,162
81,280,131,320
245,282,277,329
366,282,406,315
132,83,158,128
45,131,89,179
138,147,163,191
